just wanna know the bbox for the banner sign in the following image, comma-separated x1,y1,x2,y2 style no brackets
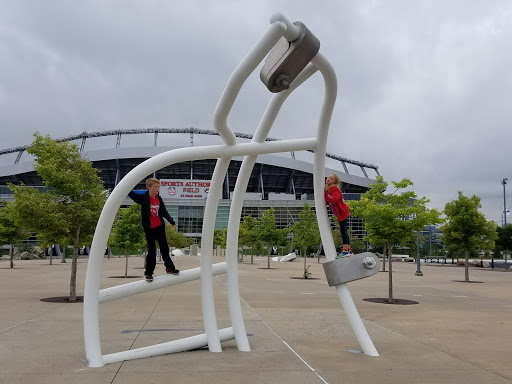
160,179,211,199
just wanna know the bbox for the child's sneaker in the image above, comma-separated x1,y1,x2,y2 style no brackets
166,268,180,275
336,251,354,259
145,275,154,282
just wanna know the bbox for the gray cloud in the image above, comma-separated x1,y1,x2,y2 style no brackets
1,0,511,222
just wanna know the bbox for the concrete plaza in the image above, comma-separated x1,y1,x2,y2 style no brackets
1,254,511,383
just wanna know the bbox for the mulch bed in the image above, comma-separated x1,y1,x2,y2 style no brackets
363,298,419,305
40,296,84,303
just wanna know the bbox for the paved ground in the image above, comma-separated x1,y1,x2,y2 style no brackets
1,255,511,384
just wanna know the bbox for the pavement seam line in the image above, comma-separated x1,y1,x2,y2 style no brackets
109,286,167,383
215,276,330,384
0,302,68,334
240,296,330,384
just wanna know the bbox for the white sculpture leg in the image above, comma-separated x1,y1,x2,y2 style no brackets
224,64,318,351
311,52,379,356
211,20,294,351
200,157,231,352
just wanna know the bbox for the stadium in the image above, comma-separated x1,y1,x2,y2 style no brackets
0,128,380,243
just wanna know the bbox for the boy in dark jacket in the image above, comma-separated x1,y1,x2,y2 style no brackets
128,178,180,281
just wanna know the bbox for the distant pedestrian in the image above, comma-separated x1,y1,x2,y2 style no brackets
324,173,352,258
129,178,180,281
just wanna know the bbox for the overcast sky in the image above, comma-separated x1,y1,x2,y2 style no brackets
1,1,511,223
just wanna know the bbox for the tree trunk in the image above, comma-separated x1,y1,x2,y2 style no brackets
49,246,53,265
251,243,254,264
464,249,470,282
125,249,128,278
304,247,307,277
70,230,80,302
388,246,395,304
267,242,271,269
9,244,14,269
382,245,387,272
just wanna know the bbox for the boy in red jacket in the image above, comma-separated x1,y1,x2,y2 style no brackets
324,173,353,258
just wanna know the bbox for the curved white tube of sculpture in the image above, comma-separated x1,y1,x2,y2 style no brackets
224,62,318,351
201,18,294,353
83,11,378,368
83,140,316,367
311,52,379,356
102,327,235,365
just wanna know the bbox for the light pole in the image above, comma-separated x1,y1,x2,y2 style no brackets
415,231,423,276
429,225,432,258
502,178,508,263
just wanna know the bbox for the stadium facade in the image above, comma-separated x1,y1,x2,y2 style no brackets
0,128,380,243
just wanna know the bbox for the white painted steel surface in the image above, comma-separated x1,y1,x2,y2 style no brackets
83,141,316,367
311,52,379,357
83,12,378,368
98,263,227,304
102,327,235,365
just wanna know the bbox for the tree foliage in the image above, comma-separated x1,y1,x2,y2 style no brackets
0,202,27,268
8,133,107,300
258,208,281,268
110,204,146,251
166,225,190,249
349,176,442,303
348,228,366,254
213,229,227,251
109,204,146,277
441,191,497,282
495,224,512,258
292,203,320,278
239,215,259,263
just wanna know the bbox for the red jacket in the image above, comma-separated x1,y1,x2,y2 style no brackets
324,185,350,221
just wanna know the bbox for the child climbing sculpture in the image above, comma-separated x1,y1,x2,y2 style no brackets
324,173,352,258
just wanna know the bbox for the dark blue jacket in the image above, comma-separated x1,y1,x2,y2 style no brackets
128,191,175,233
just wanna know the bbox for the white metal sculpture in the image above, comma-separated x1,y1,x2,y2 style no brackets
83,12,378,368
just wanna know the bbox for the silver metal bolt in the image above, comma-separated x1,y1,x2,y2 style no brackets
275,73,290,90
363,256,377,269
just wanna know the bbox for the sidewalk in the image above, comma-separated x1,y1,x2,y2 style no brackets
1,255,511,383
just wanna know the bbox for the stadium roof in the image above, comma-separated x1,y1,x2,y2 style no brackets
0,128,380,196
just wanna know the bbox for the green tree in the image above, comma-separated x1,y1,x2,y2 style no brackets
292,203,321,279
441,192,497,282
258,208,281,269
0,202,27,268
348,228,366,254
239,215,259,264
495,224,512,261
38,233,67,266
9,133,107,301
109,204,146,278
213,229,226,255
276,227,290,256
349,176,442,303
165,225,190,250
